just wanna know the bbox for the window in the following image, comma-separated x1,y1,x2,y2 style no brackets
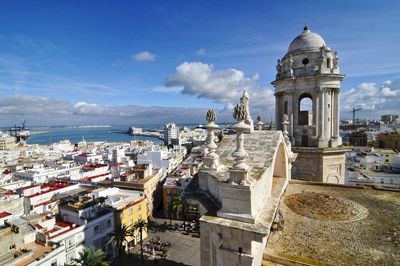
107,219,112,227
328,104,330,108
94,225,99,234
284,101,288,115
67,238,75,248
327,58,331,68
302,58,309,65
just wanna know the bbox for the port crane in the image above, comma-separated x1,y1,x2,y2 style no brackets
2,120,30,142
350,107,362,125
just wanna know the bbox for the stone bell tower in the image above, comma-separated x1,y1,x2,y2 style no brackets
272,26,348,184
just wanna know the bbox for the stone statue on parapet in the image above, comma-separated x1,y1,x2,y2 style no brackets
240,90,254,133
281,114,290,146
233,103,248,121
256,115,264,131
228,100,251,185
206,108,216,123
204,109,219,170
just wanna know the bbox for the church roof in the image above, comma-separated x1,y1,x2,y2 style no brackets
288,26,326,53
212,130,281,182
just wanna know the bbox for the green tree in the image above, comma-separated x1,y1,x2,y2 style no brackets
134,219,148,264
73,246,109,266
167,196,175,227
108,224,133,265
171,196,188,230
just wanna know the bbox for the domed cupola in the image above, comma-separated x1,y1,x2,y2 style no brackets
272,25,345,149
274,26,341,81
288,26,327,53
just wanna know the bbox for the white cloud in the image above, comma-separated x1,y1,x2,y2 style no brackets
0,95,211,126
381,87,397,97
151,86,182,93
196,48,206,56
165,62,275,120
133,51,156,62
341,76,400,118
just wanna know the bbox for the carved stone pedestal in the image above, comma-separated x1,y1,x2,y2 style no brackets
291,147,349,184
228,166,249,185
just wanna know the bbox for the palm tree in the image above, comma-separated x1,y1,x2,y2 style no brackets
108,224,133,264
73,246,109,266
134,219,148,264
171,196,188,230
167,197,175,227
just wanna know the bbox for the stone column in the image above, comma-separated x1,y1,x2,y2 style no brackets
333,89,339,138
293,93,298,131
315,94,319,137
287,91,294,136
204,109,219,170
229,103,250,185
320,89,325,138
275,94,281,130
318,88,326,147
324,89,331,139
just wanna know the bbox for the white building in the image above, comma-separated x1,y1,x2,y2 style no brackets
51,140,74,153
92,187,145,210
0,133,16,151
13,164,81,183
59,195,115,254
23,182,79,215
164,123,179,145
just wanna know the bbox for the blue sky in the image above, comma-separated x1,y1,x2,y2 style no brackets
0,0,399,125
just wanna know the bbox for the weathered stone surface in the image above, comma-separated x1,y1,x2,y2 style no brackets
265,182,400,265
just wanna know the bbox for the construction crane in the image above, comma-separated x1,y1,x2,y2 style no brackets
350,107,362,125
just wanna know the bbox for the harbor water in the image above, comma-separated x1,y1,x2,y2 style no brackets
28,126,163,145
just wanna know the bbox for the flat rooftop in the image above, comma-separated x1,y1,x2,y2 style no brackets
264,181,400,265
14,242,53,266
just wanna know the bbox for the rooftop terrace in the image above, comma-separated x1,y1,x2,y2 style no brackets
264,181,400,265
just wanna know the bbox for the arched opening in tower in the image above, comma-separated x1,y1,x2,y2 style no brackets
298,94,313,126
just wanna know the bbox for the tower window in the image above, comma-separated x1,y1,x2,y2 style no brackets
298,94,313,126
302,58,309,65
327,58,331,68
284,101,288,115
328,104,330,108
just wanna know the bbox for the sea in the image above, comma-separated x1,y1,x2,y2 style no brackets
28,125,163,145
